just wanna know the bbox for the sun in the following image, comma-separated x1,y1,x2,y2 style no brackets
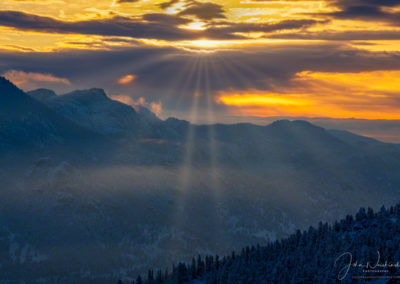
192,39,220,48
182,21,207,30
177,38,264,51
175,39,228,51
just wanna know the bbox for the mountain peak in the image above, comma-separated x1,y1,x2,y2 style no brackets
269,119,322,131
0,76,15,87
43,87,143,136
58,88,108,104
269,119,291,127
0,76,23,94
86,88,107,97
27,88,57,102
0,76,27,106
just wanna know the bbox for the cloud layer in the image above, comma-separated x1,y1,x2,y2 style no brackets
2,70,71,91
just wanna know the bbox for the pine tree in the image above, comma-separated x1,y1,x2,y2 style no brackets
140,202,400,283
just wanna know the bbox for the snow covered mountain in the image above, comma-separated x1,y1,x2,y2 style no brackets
0,77,399,282
27,87,161,137
0,77,103,161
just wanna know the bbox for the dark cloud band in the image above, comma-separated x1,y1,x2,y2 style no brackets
0,10,321,41
322,0,400,25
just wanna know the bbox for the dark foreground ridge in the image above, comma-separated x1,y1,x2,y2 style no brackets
131,203,400,284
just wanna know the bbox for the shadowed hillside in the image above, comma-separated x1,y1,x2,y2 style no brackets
138,203,400,283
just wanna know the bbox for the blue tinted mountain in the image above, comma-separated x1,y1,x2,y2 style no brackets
26,88,57,102
0,77,104,160
28,87,161,137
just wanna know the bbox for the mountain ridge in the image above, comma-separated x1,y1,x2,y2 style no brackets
0,77,106,161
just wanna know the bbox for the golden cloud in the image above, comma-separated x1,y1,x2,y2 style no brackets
3,70,71,88
217,70,400,119
118,74,136,85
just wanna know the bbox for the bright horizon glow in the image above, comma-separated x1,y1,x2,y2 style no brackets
217,94,308,106
217,70,400,120
190,39,225,48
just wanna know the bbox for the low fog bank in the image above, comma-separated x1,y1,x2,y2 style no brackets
0,158,398,283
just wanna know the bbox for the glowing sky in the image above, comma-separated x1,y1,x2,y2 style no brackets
1,0,400,128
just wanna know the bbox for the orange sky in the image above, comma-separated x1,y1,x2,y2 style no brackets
217,70,400,119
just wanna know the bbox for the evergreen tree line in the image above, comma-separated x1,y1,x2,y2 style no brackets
119,204,400,283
